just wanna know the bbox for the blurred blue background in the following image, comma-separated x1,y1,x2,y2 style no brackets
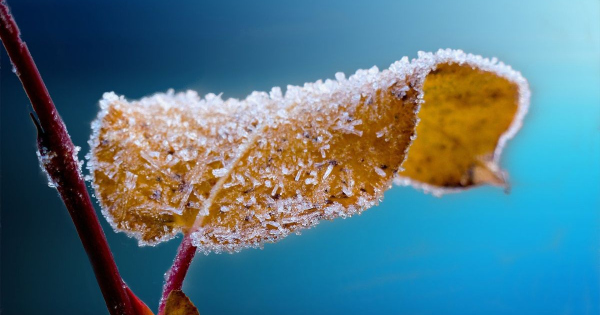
1,0,599,314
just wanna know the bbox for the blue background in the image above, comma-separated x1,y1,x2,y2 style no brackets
1,0,599,314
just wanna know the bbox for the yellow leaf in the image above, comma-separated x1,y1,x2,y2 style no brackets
164,290,199,315
397,51,529,195
87,49,529,251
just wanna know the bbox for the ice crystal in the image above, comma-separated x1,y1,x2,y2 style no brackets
37,147,58,188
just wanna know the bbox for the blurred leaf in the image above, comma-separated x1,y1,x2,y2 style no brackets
398,62,526,194
164,290,199,315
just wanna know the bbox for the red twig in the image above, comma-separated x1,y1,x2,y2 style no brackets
0,2,137,314
158,234,197,315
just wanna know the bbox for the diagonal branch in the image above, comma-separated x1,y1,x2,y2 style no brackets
0,1,140,314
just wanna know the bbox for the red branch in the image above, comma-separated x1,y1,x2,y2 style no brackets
158,234,197,315
0,2,138,314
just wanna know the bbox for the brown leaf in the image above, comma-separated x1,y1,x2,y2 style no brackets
88,49,529,251
396,51,529,195
164,290,199,315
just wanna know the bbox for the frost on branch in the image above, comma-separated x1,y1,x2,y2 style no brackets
87,49,529,252
37,146,58,188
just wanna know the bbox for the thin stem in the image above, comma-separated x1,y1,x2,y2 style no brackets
158,234,197,315
0,2,137,314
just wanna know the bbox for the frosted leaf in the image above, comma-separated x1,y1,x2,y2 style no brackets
212,168,228,178
335,72,346,81
89,54,418,247
73,145,84,178
87,49,529,250
220,206,231,213
294,170,302,182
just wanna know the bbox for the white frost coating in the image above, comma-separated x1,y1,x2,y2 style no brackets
323,164,334,180
37,147,58,188
73,146,84,179
212,168,228,178
393,49,530,197
374,167,387,177
124,171,137,190
87,49,529,251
